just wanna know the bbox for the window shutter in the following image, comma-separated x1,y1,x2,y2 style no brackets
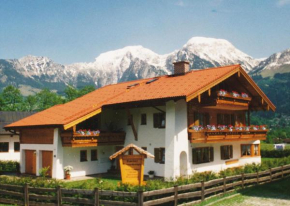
230,145,233,158
192,148,197,164
210,147,214,162
154,148,160,163
221,146,224,160
153,114,158,128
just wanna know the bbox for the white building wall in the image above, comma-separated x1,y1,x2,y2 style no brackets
63,145,117,178
20,128,61,178
121,107,166,177
190,140,261,173
164,100,190,180
0,135,20,161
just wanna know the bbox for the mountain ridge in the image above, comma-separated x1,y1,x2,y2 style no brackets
0,37,288,95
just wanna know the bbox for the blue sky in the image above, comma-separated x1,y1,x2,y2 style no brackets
0,0,290,64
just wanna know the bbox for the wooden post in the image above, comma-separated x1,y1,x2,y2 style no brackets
94,188,99,206
24,183,29,206
282,165,284,178
223,177,226,194
241,173,245,189
174,185,178,206
138,190,143,206
247,110,250,126
270,168,272,182
201,181,205,201
56,186,61,206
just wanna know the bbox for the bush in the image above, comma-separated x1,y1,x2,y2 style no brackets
0,161,19,173
261,149,290,158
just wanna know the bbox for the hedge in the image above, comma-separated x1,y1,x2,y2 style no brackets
0,161,20,173
261,149,290,158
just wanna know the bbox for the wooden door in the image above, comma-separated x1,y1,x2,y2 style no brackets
42,151,53,177
25,150,36,175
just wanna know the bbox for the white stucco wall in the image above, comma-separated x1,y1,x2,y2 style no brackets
119,107,166,177
63,145,117,178
0,135,20,161
190,140,261,173
20,128,63,179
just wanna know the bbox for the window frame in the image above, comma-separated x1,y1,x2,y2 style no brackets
14,142,20,152
153,113,166,128
221,145,233,160
154,147,165,164
192,147,214,164
241,144,260,157
0,142,9,153
80,150,88,162
91,149,98,161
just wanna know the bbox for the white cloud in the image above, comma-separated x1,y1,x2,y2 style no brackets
175,0,185,7
277,0,290,6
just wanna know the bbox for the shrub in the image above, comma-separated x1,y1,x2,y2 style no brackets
261,149,290,158
0,161,19,173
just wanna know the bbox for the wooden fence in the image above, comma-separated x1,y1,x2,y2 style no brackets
1,164,290,206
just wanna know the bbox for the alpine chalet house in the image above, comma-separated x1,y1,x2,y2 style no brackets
5,62,275,179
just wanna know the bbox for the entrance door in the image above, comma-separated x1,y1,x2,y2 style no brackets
42,151,53,177
25,150,36,175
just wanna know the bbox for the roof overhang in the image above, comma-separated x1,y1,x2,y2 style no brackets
63,108,102,130
185,65,276,112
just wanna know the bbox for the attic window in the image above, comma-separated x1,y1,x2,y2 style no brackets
127,83,139,89
146,78,158,84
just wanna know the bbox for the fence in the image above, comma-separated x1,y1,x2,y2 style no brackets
1,164,290,206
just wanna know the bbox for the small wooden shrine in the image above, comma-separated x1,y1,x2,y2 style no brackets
109,144,154,185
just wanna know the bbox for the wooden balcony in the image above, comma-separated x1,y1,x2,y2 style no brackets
188,129,267,143
201,93,252,110
61,131,126,147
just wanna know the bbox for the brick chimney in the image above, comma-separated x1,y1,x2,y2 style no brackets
173,61,190,75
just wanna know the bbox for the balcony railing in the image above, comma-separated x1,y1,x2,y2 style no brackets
61,131,126,147
188,129,267,143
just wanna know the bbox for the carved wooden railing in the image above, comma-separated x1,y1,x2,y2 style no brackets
188,129,267,143
61,131,126,147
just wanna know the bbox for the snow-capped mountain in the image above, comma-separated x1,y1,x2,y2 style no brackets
250,49,290,77
0,37,283,95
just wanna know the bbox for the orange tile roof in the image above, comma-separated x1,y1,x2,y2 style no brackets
6,64,273,129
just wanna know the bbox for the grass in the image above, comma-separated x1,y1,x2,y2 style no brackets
63,176,121,190
261,143,290,151
195,177,290,206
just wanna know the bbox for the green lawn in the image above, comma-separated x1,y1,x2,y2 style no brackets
261,143,290,151
63,175,121,190
195,177,290,206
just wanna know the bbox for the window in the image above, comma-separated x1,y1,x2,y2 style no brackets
192,147,214,164
241,145,251,157
154,148,165,164
91,149,98,161
14,142,20,152
194,112,209,126
221,145,233,160
127,115,133,125
153,113,166,128
80,150,87,162
141,114,147,125
241,144,261,157
0,142,9,152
